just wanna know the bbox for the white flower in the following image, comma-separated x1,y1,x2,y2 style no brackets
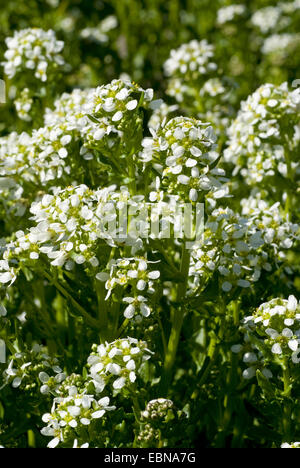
217,5,246,25
88,337,152,392
2,28,64,81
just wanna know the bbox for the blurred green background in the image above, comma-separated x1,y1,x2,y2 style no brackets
0,0,299,105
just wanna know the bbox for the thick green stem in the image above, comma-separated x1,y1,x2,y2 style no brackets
282,366,292,440
284,138,294,217
161,245,190,393
127,151,137,195
232,301,240,327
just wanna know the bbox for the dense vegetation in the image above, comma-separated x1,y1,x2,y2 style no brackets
0,0,299,448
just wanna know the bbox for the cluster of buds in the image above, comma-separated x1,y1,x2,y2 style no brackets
141,398,174,421
136,423,160,446
137,398,180,448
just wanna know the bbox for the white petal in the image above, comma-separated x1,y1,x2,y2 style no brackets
112,111,123,122
91,410,105,419
48,437,60,448
271,343,282,354
113,377,126,389
287,295,297,312
126,100,138,110
288,340,298,352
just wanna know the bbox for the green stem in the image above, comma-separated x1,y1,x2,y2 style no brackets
282,366,292,440
161,244,190,393
127,150,137,195
132,395,141,422
158,316,167,356
284,138,294,217
95,280,108,342
232,301,240,327
117,318,129,337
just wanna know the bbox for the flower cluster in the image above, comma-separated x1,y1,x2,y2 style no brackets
251,2,300,34
45,80,156,160
142,117,226,201
1,344,65,393
244,296,300,361
41,393,115,448
80,15,118,44
224,82,300,188
2,28,64,81
97,256,160,300
44,88,95,130
261,33,300,58
217,5,247,25
281,442,300,448
0,121,78,222
251,6,283,33
225,82,300,162
190,207,272,293
164,40,218,106
87,337,152,392
14,88,33,122
0,185,118,281
191,199,299,295
148,101,178,131
240,194,300,259
44,87,127,162
90,79,154,130
163,41,231,134
233,296,300,381
164,40,216,82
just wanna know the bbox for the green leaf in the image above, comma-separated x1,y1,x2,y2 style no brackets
256,370,276,399
87,114,101,124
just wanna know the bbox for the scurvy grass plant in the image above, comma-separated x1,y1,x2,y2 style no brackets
0,0,299,449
